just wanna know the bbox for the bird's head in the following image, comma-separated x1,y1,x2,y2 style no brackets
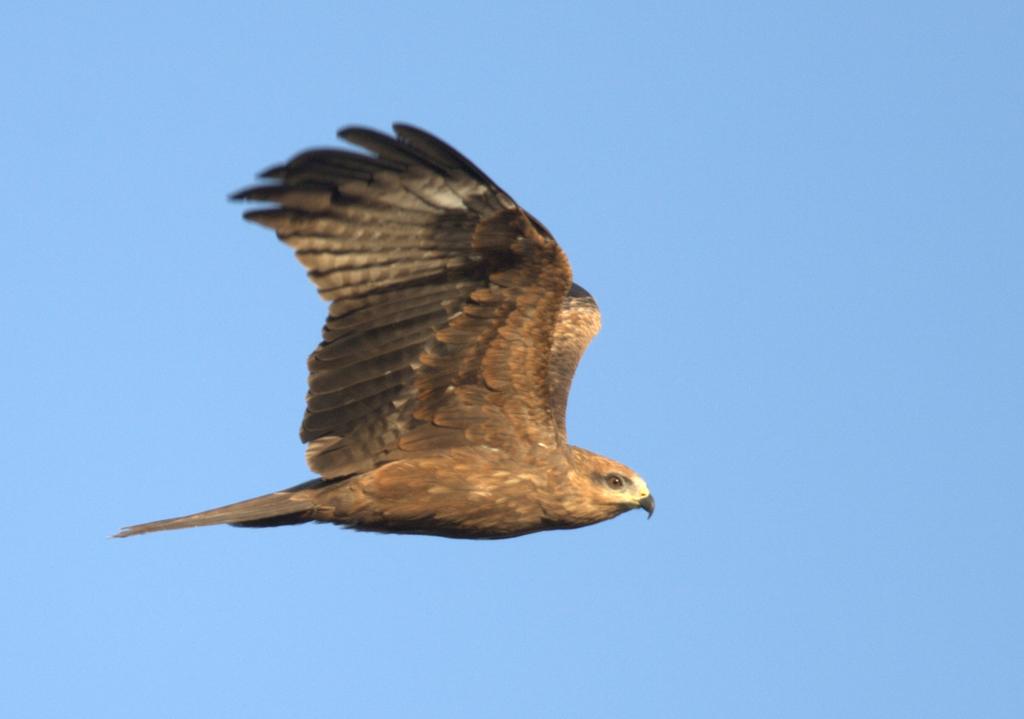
569,447,654,519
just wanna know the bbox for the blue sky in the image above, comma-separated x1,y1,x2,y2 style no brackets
2,1,1021,717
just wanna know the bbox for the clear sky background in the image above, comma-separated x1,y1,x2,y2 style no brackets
2,1,1021,717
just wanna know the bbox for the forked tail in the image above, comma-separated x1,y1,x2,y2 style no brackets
114,481,321,538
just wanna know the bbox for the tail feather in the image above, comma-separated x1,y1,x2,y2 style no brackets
114,483,320,538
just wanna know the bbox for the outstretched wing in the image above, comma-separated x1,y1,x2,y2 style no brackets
548,283,602,443
234,124,575,478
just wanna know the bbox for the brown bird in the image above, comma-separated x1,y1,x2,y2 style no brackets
116,124,653,540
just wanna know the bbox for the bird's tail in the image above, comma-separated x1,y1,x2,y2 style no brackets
113,481,322,538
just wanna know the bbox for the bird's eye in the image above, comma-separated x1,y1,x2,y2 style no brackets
605,473,626,490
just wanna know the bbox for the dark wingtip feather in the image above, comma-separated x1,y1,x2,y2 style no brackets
230,186,260,201
259,164,289,179
339,125,449,175
392,123,497,187
239,208,292,229
336,124,374,141
233,125,502,206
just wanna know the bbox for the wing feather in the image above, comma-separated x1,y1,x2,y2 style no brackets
548,284,602,442
235,125,577,478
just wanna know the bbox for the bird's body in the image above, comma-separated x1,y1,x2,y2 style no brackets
116,124,652,540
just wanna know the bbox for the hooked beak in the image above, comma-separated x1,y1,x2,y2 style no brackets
638,494,655,518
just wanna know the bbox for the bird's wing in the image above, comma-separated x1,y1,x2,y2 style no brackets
234,124,576,478
548,283,602,444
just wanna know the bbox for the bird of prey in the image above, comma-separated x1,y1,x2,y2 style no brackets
116,124,653,540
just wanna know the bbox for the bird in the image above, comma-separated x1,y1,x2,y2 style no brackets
115,124,653,540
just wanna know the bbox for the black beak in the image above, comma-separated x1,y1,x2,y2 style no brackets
638,495,655,518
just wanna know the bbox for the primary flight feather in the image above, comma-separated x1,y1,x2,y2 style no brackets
116,124,653,540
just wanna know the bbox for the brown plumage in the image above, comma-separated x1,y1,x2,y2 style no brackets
116,124,653,540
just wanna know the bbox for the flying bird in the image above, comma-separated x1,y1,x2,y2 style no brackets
116,124,653,540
